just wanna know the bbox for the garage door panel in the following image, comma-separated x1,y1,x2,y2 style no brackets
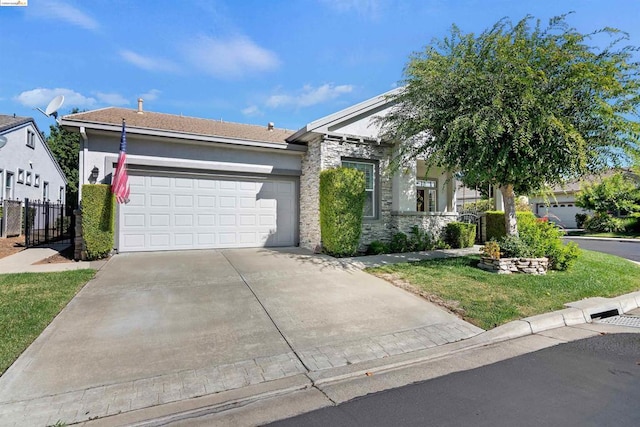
175,195,194,207
150,214,170,227
119,175,296,252
150,194,170,207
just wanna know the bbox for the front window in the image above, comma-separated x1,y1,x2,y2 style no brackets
342,160,376,218
26,130,35,149
5,172,14,200
417,179,437,212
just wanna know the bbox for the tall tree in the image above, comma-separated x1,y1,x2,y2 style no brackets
379,14,640,236
47,109,80,208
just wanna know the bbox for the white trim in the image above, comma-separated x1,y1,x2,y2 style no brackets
288,87,402,142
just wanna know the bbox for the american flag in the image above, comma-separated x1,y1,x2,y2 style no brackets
112,119,130,204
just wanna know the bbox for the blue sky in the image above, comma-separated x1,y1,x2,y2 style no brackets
1,0,639,135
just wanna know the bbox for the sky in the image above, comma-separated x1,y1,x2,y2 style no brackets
1,0,639,136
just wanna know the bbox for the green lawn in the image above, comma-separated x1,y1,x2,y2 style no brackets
367,250,640,330
0,270,96,375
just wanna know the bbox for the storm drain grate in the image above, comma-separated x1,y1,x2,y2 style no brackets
596,315,640,328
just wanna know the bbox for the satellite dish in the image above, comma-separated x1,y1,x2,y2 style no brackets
0,135,7,150
36,95,64,120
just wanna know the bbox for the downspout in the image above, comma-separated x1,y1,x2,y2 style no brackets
79,126,88,203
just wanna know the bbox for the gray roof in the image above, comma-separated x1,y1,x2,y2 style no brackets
0,115,32,133
64,108,295,144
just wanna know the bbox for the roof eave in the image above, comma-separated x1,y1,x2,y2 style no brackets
61,118,306,154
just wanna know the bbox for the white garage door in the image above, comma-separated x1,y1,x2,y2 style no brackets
118,174,297,252
537,203,586,229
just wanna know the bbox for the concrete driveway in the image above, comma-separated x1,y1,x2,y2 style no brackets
0,248,482,425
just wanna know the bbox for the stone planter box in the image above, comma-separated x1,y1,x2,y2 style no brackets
478,256,549,275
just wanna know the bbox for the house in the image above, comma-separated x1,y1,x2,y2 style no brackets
0,115,67,204
61,92,458,254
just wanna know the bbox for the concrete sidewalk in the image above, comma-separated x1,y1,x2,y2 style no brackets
0,243,100,274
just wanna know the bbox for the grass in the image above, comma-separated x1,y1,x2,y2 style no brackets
0,270,96,375
367,250,640,330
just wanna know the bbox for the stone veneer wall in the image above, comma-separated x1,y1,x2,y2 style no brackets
298,135,459,252
73,210,87,260
478,257,549,275
299,137,323,251
391,211,459,241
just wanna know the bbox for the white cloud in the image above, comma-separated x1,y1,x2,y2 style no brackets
266,84,354,108
35,1,99,30
14,88,97,108
320,0,382,18
184,35,279,79
241,105,263,116
119,50,179,73
140,89,161,101
95,92,129,106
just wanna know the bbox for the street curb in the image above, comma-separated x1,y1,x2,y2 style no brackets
563,235,640,243
306,291,640,388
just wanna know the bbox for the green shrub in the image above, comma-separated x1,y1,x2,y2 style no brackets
367,240,389,255
575,213,589,229
444,222,476,248
481,239,501,259
485,211,506,241
486,211,537,241
547,240,580,271
319,167,366,257
461,199,493,213
408,225,433,251
389,232,410,253
516,214,579,270
626,213,640,232
584,212,625,233
82,184,115,260
499,235,535,258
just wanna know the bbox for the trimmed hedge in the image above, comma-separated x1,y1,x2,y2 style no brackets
444,222,476,248
82,184,115,260
319,167,366,257
485,211,537,241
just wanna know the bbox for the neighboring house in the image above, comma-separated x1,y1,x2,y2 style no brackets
0,115,67,204
61,93,458,254
529,180,593,229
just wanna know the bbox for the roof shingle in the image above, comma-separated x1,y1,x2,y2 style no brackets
63,108,295,144
0,115,32,133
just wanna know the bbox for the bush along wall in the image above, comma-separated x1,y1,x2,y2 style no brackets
319,167,366,257
81,184,115,260
444,222,476,248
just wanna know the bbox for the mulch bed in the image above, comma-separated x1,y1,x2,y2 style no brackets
0,236,25,260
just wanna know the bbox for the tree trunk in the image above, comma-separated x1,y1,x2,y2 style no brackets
500,184,518,237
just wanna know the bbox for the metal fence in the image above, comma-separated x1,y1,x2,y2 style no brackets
23,198,73,248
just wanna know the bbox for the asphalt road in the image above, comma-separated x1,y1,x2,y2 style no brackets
270,334,640,427
564,237,640,262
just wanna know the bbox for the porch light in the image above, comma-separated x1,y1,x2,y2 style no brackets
89,166,99,184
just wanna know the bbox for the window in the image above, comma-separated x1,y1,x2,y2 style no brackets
34,174,40,187
17,169,24,184
59,187,65,203
416,179,438,212
26,130,35,149
26,171,32,186
342,160,376,218
5,172,14,200
43,181,49,201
